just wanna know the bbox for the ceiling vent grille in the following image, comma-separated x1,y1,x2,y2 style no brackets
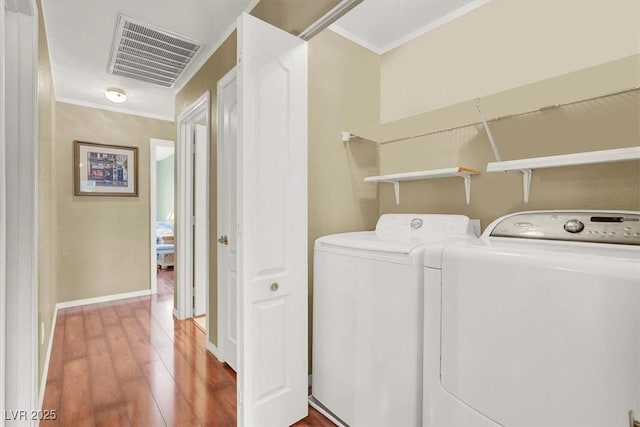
108,14,204,88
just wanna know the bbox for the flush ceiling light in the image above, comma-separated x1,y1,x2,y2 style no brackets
105,87,127,103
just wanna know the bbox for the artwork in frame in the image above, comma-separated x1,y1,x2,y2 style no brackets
74,140,139,196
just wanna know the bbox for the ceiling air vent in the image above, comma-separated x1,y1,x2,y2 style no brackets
108,14,204,88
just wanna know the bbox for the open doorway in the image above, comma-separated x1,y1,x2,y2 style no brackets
150,138,175,297
175,92,210,339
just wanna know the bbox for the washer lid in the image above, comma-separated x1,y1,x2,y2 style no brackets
317,214,478,255
425,234,640,269
317,231,427,254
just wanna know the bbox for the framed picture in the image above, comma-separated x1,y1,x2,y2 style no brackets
74,140,139,196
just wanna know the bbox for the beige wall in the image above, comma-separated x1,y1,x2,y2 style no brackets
375,0,640,228
307,29,380,366
53,102,174,302
175,0,342,346
37,0,56,381
380,0,640,122
308,28,380,261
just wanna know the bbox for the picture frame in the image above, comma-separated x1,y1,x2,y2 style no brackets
74,140,139,196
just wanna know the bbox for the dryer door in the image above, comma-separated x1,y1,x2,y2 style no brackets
440,243,640,427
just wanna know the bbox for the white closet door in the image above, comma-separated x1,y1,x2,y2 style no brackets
236,12,308,427
217,68,238,371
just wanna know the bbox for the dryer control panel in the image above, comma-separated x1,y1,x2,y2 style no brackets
489,211,640,245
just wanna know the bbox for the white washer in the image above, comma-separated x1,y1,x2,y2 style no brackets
310,214,480,427
424,210,640,427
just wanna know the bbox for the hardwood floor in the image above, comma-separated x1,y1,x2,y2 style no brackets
41,269,334,426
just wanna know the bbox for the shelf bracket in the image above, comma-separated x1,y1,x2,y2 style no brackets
462,175,471,205
520,168,532,203
341,131,354,143
476,99,502,162
376,180,401,205
392,181,400,205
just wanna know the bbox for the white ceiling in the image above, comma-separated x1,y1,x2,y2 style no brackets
42,0,489,121
42,0,258,121
331,0,487,54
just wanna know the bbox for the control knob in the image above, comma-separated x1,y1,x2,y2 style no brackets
563,219,585,233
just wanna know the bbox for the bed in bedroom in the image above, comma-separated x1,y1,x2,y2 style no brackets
156,221,174,269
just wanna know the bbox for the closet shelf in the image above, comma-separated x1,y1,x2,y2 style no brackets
365,167,480,205
487,146,640,203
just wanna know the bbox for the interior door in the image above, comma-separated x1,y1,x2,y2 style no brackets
236,13,308,426
193,124,207,316
217,68,238,371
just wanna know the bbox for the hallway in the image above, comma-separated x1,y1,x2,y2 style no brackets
40,270,332,426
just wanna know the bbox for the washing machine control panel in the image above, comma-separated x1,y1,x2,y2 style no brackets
490,211,640,245
376,214,479,241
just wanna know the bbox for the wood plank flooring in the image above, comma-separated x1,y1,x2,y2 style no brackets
41,269,334,426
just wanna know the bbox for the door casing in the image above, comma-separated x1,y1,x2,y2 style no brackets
175,91,210,326
149,138,174,296
193,124,208,317
2,0,39,422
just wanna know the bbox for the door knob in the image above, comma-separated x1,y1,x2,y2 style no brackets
218,235,228,245
270,282,279,291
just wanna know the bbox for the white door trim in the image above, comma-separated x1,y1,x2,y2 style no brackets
193,124,208,317
149,138,174,295
2,0,39,424
216,66,237,365
175,91,210,320
0,1,7,422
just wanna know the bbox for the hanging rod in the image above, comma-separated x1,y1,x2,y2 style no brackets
375,86,639,145
298,0,363,40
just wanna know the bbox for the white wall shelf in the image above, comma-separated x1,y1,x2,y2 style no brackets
487,146,640,203
365,167,480,205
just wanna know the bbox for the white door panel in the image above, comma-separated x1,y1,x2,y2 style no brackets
217,68,238,371
237,12,308,426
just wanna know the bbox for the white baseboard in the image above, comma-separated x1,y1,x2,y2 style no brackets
206,340,222,361
56,289,152,309
38,307,58,410
173,307,183,320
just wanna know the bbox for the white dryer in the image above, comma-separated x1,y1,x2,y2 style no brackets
310,214,480,427
424,210,640,427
